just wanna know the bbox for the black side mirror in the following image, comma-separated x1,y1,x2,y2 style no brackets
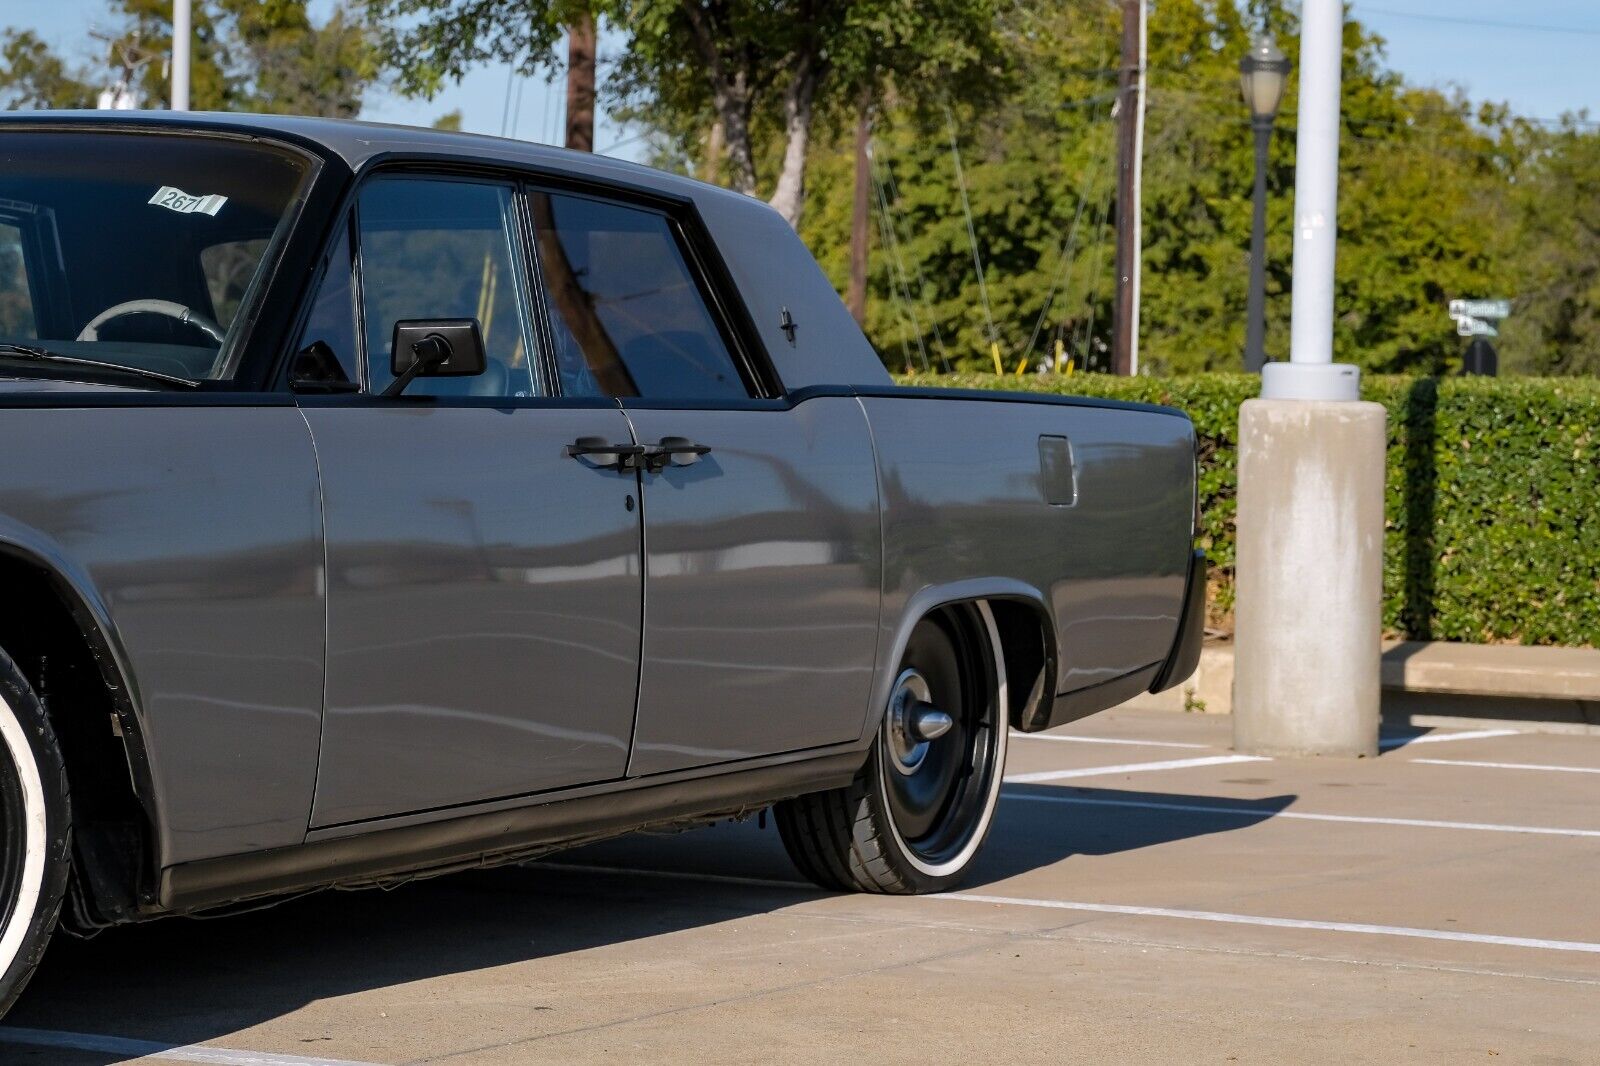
384,319,487,398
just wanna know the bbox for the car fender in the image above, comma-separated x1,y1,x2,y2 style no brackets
864,578,1056,743
0,520,159,837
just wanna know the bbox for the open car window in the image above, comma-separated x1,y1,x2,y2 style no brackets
0,130,310,383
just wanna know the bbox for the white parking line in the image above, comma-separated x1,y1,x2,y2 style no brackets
1411,758,1600,775
535,863,1600,957
1009,731,1211,750
1004,754,1267,784
1002,791,1600,839
1379,729,1521,750
936,893,1600,955
0,1025,385,1065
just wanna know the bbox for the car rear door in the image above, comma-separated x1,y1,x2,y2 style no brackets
525,189,881,777
294,174,645,827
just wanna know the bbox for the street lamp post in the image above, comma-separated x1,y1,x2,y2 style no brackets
1240,34,1290,373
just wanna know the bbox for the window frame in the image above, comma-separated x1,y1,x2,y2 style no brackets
286,157,784,408
351,171,546,400
521,182,777,403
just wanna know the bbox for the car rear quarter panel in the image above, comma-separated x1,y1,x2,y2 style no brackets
0,405,324,866
859,394,1196,722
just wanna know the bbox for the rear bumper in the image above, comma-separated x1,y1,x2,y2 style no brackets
1148,548,1206,694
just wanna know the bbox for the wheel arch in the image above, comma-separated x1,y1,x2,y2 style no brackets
0,530,160,926
869,579,1057,739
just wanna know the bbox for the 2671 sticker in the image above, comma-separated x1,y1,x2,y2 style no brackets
148,186,228,216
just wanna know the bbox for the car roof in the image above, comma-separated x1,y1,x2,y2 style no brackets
0,110,893,392
0,110,740,207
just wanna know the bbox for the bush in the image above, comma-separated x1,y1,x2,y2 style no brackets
900,372,1600,647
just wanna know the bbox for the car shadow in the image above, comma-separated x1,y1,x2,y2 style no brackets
1,784,1296,1063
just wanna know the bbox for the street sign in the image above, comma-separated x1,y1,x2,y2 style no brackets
1449,298,1511,320
1456,317,1498,338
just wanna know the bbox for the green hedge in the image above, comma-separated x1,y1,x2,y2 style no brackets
900,372,1600,647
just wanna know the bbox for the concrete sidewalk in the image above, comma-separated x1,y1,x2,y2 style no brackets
5,708,1600,1064
1134,640,1600,733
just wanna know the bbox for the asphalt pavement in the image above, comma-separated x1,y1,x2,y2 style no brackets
3,708,1598,1064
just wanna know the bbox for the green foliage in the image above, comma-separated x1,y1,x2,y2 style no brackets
1497,119,1600,376
365,0,594,100
802,0,1600,378
901,372,1600,648
0,30,99,109
0,0,376,116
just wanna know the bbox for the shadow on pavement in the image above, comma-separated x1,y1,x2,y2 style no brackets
1,784,1293,1063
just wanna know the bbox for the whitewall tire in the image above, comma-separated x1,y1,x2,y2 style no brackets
0,649,70,1019
775,602,1008,894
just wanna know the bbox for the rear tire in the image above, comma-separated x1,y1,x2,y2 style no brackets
0,649,71,1019
776,603,1008,894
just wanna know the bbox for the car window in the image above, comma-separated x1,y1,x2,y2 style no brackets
357,177,540,398
529,191,750,400
291,219,359,387
0,223,34,337
0,131,309,382
200,238,271,330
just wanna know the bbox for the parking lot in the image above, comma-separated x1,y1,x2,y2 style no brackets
3,707,1598,1064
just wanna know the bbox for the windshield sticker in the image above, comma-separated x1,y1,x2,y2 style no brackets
147,187,228,217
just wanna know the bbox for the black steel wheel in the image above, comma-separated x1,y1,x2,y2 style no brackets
0,649,70,1020
775,602,1008,894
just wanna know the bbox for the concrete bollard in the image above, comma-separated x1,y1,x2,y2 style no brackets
1233,398,1386,757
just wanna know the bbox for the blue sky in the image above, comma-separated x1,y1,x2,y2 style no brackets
7,0,1599,163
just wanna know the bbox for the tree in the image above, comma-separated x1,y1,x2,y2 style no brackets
0,31,101,109
800,0,1533,376
367,0,600,149
0,0,377,116
1498,118,1600,376
615,0,1005,226
373,0,1004,226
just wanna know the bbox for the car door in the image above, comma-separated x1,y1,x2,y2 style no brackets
526,189,881,777
294,174,645,827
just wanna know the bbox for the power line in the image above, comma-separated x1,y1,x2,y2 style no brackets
1357,5,1600,37
876,146,953,371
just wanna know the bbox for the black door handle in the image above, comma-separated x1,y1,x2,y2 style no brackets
643,437,711,472
566,436,646,469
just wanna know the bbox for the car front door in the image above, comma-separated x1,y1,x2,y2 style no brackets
527,190,881,777
295,174,645,827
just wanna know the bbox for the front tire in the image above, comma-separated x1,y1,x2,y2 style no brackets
0,649,71,1019
776,603,1008,894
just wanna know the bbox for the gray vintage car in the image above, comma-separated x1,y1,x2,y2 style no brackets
0,112,1203,1014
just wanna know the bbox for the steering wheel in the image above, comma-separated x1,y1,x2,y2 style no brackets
76,299,226,346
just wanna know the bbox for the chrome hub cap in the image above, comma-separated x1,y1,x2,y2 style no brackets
887,669,937,775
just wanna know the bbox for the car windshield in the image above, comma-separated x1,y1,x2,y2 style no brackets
0,130,311,383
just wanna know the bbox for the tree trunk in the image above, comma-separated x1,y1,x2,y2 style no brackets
768,54,817,228
703,118,725,185
846,93,871,326
565,13,596,152
680,1,757,196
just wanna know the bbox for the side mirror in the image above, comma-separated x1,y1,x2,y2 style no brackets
384,319,487,398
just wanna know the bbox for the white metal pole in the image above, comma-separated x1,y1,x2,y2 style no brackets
1260,0,1358,401
1128,0,1146,376
171,0,191,111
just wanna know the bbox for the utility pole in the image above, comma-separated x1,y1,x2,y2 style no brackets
565,14,596,152
1111,0,1146,376
170,0,191,111
847,94,871,328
